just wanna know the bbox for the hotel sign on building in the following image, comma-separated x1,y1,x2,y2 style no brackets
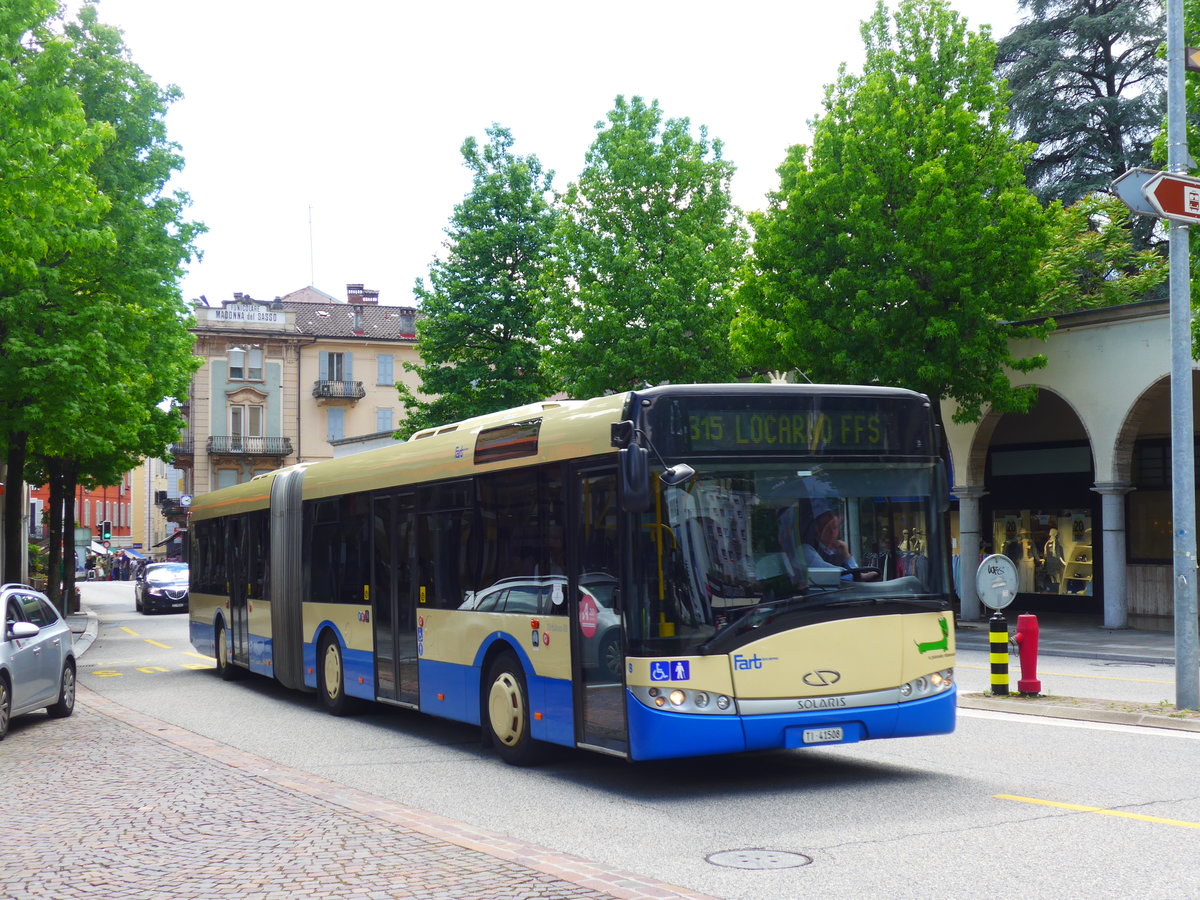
206,301,286,326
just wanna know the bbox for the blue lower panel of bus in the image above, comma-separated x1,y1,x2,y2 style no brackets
249,633,272,677
190,619,215,658
301,633,375,701
417,656,575,747
626,687,957,761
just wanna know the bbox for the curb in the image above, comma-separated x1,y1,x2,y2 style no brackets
959,693,1200,733
67,610,99,658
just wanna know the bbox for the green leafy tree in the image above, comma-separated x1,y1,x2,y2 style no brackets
1034,193,1166,316
996,0,1165,218
0,0,111,583
0,1,201,592
541,96,747,399
733,0,1049,425
398,125,560,436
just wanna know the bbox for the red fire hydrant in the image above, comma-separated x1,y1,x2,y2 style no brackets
1014,613,1041,696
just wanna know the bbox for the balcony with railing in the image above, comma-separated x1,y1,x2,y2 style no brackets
169,438,195,464
312,380,366,402
206,435,293,457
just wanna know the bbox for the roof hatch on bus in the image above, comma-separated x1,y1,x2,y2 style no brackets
474,418,541,465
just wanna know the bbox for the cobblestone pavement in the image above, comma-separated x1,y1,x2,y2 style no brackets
0,687,714,900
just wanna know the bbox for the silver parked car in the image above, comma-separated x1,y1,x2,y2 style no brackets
460,574,623,680
1,583,76,740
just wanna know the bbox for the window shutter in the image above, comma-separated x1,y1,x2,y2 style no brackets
319,351,329,382
377,354,394,385
327,408,345,441
345,352,353,381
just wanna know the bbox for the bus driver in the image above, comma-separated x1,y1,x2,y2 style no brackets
802,499,881,582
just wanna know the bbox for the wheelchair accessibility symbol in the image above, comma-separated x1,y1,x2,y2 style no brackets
650,660,689,682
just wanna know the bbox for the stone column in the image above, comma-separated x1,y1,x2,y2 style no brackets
955,486,988,621
1093,482,1134,629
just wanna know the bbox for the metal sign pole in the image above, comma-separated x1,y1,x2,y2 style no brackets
1167,0,1199,711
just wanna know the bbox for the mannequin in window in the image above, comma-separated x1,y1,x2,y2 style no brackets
1017,531,1038,592
1043,528,1065,588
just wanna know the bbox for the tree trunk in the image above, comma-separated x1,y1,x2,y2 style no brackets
62,461,79,614
3,432,28,585
46,456,64,611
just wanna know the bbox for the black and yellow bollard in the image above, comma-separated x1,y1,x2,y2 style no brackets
989,611,1009,696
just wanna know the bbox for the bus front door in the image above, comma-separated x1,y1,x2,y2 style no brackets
372,492,418,706
573,467,628,756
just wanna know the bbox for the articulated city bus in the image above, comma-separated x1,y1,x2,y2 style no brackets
189,383,955,764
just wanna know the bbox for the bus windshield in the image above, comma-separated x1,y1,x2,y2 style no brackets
627,461,949,655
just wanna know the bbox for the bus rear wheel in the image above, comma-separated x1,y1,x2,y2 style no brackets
318,633,354,716
485,653,545,766
214,622,238,681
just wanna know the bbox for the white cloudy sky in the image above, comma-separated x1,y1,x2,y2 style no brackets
73,0,1023,307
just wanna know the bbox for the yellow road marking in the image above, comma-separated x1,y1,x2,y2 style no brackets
959,664,1172,686
184,651,216,662
120,626,139,636
136,666,169,674
182,663,213,670
92,670,122,678
997,794,1200,829
143,639,172,649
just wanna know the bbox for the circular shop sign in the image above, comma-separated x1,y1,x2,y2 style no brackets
976,554,1018,610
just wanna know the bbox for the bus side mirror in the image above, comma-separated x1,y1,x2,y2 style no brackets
619,446,651,512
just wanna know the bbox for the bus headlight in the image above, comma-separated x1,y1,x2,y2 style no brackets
631,686,736,714
899,669,955,701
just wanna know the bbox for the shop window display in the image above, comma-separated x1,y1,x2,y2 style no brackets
992,510,1092,596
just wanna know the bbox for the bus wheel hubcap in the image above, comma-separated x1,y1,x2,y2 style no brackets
324,646,341,697
488,673,523,746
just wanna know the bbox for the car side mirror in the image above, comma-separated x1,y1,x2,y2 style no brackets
9,621,39,640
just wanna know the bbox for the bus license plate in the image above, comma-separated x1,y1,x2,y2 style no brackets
803,727,844,744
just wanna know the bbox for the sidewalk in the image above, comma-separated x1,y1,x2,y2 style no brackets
954,612,1177,665
955,612,1200,730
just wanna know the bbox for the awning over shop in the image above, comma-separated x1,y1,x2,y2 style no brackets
123,548,147,559
88,541,109,555
152,530,186,549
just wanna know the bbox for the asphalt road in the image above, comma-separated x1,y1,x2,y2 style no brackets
76,581,1200,899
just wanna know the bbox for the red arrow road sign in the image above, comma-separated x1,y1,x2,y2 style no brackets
1143,171,1200,223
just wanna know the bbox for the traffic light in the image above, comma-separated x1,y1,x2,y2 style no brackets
100,521,112,541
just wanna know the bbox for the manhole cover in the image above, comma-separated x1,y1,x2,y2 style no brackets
706,849,812,870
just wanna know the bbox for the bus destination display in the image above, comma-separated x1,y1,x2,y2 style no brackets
686,407,918,454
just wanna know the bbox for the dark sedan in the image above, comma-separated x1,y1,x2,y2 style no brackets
134,562,189,614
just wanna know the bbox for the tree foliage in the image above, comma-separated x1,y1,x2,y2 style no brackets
733,0,1050,424
996,0,1165,213
398,125,559,437
1033,193,1166,316
0,1,201,590
540,96,746,399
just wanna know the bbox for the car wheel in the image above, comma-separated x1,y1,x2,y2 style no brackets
134,592,142,613
0,676,10,741
318,633,354,716
214,622,238,681
598,629,623,682
485,652,546,766
47,661,76,718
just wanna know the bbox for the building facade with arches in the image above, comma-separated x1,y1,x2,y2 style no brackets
944,299,1194,630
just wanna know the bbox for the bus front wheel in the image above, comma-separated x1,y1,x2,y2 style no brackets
485,653,545,766
318,633,354,716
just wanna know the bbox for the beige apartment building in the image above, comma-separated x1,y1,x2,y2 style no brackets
171,284,421,501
